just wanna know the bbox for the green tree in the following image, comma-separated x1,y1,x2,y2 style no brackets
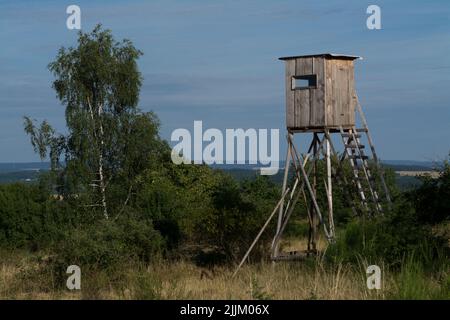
412,156,450,225
24,25,168,220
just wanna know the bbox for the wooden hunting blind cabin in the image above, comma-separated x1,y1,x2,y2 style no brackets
233,53,392,276
280,53,361,131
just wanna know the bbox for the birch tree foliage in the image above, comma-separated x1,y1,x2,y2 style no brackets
24,25,168,219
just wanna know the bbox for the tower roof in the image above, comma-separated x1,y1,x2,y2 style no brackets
279,53,362,61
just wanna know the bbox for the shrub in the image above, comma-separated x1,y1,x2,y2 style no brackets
0,183,76,250
412,161,450,225
195,175,279,263
52,214,164,279
328,196,447,268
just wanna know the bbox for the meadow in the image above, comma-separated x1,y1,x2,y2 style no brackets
1,245,448,300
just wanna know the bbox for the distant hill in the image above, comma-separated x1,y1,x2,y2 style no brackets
382,160,436,171
0,170,42,184
211,160,436,172
212,160,439,191
0,160,439,188
0,162,50,173
0,162,49,184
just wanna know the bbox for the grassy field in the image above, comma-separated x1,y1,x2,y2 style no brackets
1,246,447,300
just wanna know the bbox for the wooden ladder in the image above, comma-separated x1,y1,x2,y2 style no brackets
339,126,383,216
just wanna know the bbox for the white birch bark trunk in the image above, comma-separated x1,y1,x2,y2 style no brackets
87,97,108,219
97,103,108,219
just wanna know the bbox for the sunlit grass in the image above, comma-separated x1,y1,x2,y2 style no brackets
0,249,447,300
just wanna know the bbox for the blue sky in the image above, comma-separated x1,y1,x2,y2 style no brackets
0,0,449,162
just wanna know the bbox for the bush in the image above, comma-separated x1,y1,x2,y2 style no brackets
195,175,279,262
52,214,164,277
328,196,448,268
134,163,225,252
412,161,450,225
0,183,76,250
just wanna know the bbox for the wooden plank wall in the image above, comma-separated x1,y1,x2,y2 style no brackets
284,57,355,129
325,58,333,126
294,58,312,128
286,57,326,128
310,57,325,127
325,59,355,127
285,60,295,128
348,62,356,126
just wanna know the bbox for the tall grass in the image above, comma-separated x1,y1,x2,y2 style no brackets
0,249,447,300
387,255,449,300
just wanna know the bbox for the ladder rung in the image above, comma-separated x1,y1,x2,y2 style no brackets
272,251,310,261
348,155,369,160
355,176,376,184
341,133,361,138
346,143,365,149
351,173,376,184
353,176,364,184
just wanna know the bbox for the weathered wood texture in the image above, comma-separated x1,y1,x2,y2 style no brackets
311,57,325,126
325,59,356,128
284,56,356,130
285,59,296,128
294,57,311,127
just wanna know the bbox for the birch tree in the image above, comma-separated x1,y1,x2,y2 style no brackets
24,25,162,220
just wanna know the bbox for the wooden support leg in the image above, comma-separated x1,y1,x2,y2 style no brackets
290,134,331,240
233,187,291,278
271,134,328,252
272,136,291,256
308,133,318,252
325,136,335,238
324,130,359,217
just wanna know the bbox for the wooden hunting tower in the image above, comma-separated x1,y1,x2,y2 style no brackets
234,53,392,275
280,53,360,131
